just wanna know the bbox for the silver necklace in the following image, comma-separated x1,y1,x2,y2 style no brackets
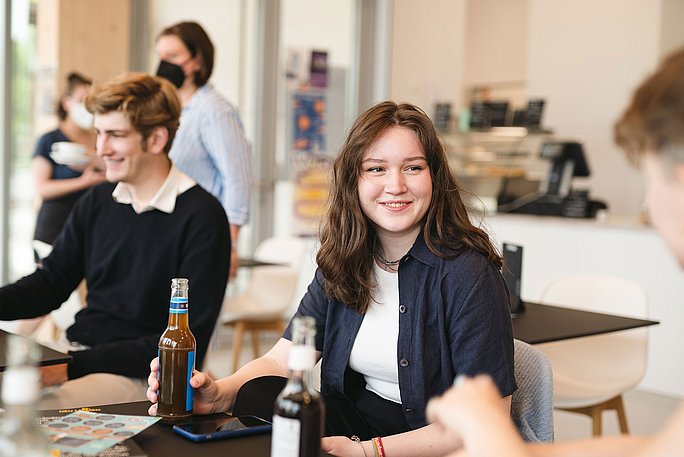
376,251,401,271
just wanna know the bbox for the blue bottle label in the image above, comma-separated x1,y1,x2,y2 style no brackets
169,297,188,314
186,350,195,412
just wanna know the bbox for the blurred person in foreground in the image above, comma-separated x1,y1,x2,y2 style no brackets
156,20,251,278
0,73,229,409
148,101,516,457
427,46,684,457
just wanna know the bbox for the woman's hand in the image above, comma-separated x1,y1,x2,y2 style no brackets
78,165,106,186
321,436,368,457
146,357,225,416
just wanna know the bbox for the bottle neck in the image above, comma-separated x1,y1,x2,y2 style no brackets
167,297,190,329
167,311,189,328
2,403,39,423
286,368,314,391
285,344,316,392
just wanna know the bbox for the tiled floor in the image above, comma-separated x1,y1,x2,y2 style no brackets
205,328,682,442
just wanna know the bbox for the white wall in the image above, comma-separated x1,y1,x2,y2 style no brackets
390,0,467,115
147,0,244,107
464,0,527,88
527,0,662,218
391,0,684,218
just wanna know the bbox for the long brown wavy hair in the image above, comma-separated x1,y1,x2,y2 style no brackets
317,101,502,313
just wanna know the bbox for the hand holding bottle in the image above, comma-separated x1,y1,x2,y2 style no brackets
146,357,229,417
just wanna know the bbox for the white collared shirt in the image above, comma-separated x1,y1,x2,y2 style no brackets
112,165,196,214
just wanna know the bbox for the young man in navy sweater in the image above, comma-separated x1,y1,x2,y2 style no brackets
0,73,230,409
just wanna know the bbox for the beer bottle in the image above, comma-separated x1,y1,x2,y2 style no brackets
157,278,196,424
0,334,50,457
271,316,325,457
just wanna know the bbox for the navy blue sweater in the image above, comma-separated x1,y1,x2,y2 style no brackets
0,182,230,380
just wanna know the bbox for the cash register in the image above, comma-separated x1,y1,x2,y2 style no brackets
498,141,607,218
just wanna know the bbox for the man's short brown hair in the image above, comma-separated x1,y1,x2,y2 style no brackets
615,47,684,167
86,72,181,154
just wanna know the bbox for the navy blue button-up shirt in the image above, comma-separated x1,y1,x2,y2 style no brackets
284,233,517,430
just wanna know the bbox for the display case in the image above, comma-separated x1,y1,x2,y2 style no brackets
442,127,553,212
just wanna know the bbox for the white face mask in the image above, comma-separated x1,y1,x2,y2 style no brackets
69,102,94,130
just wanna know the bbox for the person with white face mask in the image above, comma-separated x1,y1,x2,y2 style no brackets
31,72,106,264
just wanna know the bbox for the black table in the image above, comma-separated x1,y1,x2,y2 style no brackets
512,302,659,344
0,329,72,371
40,401,329,457
238,257,285,268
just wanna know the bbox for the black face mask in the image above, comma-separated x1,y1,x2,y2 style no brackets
156,60,185,88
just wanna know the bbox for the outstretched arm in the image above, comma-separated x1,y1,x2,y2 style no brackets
427,375,653,457
323,394,511,457
427,376,529,457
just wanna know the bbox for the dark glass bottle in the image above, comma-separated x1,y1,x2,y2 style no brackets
271,316,325,457
157,278,196,424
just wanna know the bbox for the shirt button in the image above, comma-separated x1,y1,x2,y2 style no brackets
399,304,406,313
405,408,415,414
399,358,409,367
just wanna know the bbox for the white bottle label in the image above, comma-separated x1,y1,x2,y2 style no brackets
288,346,315,371
2,367,39,405
271,415,301,457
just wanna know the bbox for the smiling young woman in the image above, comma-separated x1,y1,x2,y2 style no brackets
146,101,516,457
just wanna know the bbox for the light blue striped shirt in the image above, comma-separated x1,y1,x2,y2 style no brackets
169,83,251,226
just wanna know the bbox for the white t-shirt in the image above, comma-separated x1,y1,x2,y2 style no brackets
348,263,401,403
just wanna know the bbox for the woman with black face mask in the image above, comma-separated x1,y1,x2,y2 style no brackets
156,21,251,280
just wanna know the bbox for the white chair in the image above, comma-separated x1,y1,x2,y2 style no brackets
222,236,307,373
536,275,649,436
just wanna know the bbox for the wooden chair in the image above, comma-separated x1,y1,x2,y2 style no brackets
222,236,308,373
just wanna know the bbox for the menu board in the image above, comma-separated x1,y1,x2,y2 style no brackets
469,100,509,129
526,99,545,129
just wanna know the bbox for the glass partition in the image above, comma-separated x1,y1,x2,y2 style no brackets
7,0,37,282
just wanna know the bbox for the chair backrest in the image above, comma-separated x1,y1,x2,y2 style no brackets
540,274,648,319
511,339,554,443
254,236,308,267
232,375,288,420
538,274,649,394
229,236,308,315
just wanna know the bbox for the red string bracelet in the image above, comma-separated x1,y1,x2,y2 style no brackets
372,436,386,457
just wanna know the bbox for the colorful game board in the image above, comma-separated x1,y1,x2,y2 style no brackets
42,411,160,456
